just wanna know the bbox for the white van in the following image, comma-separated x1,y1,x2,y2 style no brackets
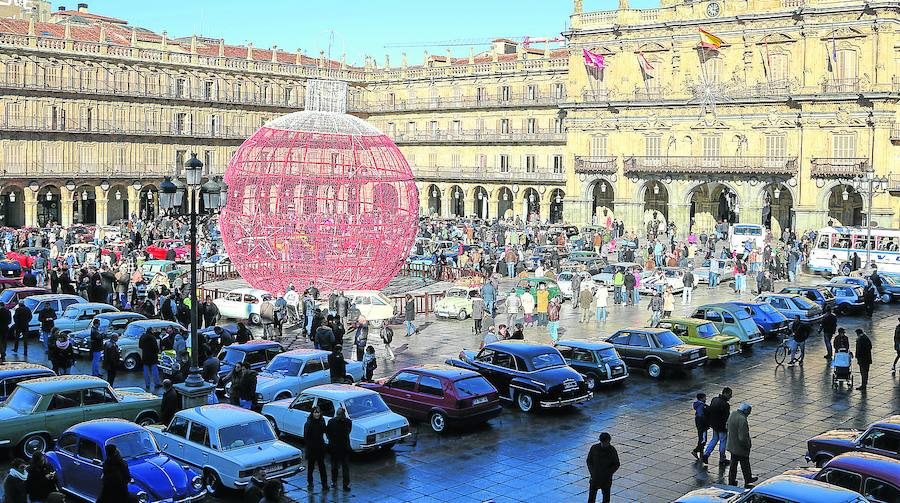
729,224,765,252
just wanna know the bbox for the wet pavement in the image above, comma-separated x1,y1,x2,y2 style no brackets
1,272,899,502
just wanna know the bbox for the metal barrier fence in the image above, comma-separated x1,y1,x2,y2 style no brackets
196,263,241,284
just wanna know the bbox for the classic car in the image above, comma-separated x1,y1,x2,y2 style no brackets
726,301,791,338
822,283,866,314
640,267,686,295
806,415,900,466
828,275,900,304
117,320,187,371
5,247,49,268
147,404,303,495
343,290,397,326
101,242,129,262
780,286,837,312
145,239,194,262
68,225,94,243
262,384,411,452
433,287,481,320
556,271,595,299
20,294,87,335
694,258,736,285
361,364,502,433
755,293,825,325
213,288,274,325
52,302,118,336
605,328,707,379
0,286,49,309
65,244,101,265
591,262,642,285
514,277,563,301
0,363,54,401
228,349,364,405
47,419,205,503
0,258,24,286
215,340,284,394
794,452,900,503
691,303,764,346
658,317,742,361
200,253,230,268
0,375,161,458
140,260,185,283
554,340,628,390
71,312,147,354
674,474,869,503
445,341,592,412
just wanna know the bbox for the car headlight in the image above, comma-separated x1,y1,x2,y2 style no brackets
136,491,149,503
191,475,203,491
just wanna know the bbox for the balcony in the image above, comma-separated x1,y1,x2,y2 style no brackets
574,156,617,174
822,78,861,94
810,158,870,179
392,129,566,144
0,117,255,141
890,124,900,142
623,156,799,176
0,162,187,179
412,166,566,184
367,92,566,113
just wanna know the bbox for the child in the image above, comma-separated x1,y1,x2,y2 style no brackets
363,345,377,382
691,393,709,459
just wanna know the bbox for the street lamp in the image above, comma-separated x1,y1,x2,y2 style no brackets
850,169,889,268
65,180,76,192
45,191,52,202
114,190,122,201
99,179,110,192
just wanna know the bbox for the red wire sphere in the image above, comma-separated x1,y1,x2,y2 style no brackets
220,112,419,294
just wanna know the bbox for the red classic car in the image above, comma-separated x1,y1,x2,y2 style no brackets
145,239,194,262
102,242,129,262
68,225,95,243
5,247,49,269
361,364,502,433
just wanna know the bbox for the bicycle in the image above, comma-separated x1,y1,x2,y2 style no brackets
774,335,791,365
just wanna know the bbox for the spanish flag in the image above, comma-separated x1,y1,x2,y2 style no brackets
698,28,724,51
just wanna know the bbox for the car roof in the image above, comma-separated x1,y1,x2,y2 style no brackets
67,302,116,310
64,418,143,444
401,364,480,380
696,303,742,311
484,341,558,357
305,384,375,399
97,311,144,319
555,340,615,351
224,288,270,296
3,287,47,293
227,340,283,351
825,452,900,483
613,327,671,335
659,317,710,326
0,362,53,378
142,260,175,266
178,404,266,427
18,375,108,394
128,320,184,329
759,293,801,299
872,415,900,431
268,348,323,358
28,294,85,302
751,474,866,500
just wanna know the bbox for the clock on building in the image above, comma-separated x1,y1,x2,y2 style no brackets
706,1,721,17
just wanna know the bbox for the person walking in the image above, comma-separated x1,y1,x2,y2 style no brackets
547,296,561,344
579,285,594,323
612,269,624,305
586,432,619,503
353,317,368,362
504,247,517,278
662,286,675,318
228,362,244,406
535,283,550,326
471,295,485,334
88,318,105,377
855,328,872,390
863,283,876,317
304,406,329,491
325,407,352,491
103,334,121,386
480,280,496,317
48,333,74,376
404,294,418,337
594,283,608,322
328,346,347,384
505,289,521,328
97,445,130,503
726,403,757,488
239,364,257,409
821,308,837,360
647,293,663,328
379,325,395,361
139,325,161,391
521,289,535,327
314,322,335,352
682,266,695,305
38,303,56,355
160,380,181,426
571,272,583,308
12,301,31,357
623,269,636,306
691,393,709,460
702,387,732,466
893,316,900,375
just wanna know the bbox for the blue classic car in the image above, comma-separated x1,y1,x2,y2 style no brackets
51,302,118,336
779,286,837,312
47,419,205,503
830,275,900,304
0,362,54,401
20,294,87,335
554,340,629,391
725,301,790,338
215,339,284,394
674,474,868,502
691,303,764,346
755,293,825,325
822,283,865,314
71,312,147,354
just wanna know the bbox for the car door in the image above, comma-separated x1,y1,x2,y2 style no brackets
608,332,635,366
82,386,122,422
42,390,85,436
719,311,741,339
864,477,900,503
59,297,80,314
301,357,330,389
244,349,269,373
160,415,189,461
627,333,653,368
281,394,315,437
414,375,446,421
858,428,900,458
185,421,214,470
816,468,863,494
220,293,242,318
54,433,80,493
379,371,420,416
704,310,725,335
72,437,104,498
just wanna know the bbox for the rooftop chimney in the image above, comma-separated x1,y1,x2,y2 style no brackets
77,3,88,13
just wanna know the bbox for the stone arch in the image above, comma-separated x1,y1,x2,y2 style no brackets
583,177,615,224
637,180,669,223
684,181,742,231
425,183,442,216
73,184,97,225
107,184,130,224
37,184,62,227
0,185,25,228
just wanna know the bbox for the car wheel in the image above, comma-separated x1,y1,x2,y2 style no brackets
456,310,468,321
840,263,852,276
275,392,292,401
136,413,159,426
516,391,536,413
429,412,447,433
203,469,223,496
835,305,847,316
815,455,832,468
123,354,140,371
647,361,663,379
584,373,598,392
19,434,48,459
249,313,261,325
343,376,354,384
881,293,891,304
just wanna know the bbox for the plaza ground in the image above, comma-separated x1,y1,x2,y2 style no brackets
1,272,899,502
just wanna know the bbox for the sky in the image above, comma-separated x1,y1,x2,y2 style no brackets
72,0,661,66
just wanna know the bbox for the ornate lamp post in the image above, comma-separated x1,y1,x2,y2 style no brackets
850,168,888,268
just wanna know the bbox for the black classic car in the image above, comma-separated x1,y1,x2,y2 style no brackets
605,328,708,379
446,341,592,412
805,415,900,467
555,340,628,391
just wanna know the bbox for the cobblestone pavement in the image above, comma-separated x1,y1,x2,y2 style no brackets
1,272,899,503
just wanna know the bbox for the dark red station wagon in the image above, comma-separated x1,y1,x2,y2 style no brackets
361,364,502,433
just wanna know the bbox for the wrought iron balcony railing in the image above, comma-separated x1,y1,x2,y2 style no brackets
810,158,871,178
623,156,798,176
0,162,196,179
574,156,617,174
822,78,861,94
367,92,566,113
412,166,566,184
392,129,566,144
0,117,255,140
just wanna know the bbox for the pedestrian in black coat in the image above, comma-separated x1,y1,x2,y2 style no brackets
2,458,28,503
48,334,75,375
0,304,11,363
235,322,252,344
25,452,57,502
855,329,873,390
702,387,733,465
586,432,620,503
303,407,328,490
97,445,130,503
821,308,837,359
12,301,31,357
202,296,219,328
315,324,335,352
325,407,352,490
328,346,347,384
239,368,257,409
160,380,181,426
103,334,121,386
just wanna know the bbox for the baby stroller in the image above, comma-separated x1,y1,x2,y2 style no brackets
832,349,854,388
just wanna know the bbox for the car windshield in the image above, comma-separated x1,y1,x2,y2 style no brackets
107,430,159,459
143,264,163,274
881,275,896,286
695,323,718,338
343,394,391,419
753,303,777,315
794,296,817,309
264,356,302,376
3,388,40,413
530,351,565,370
452,376,495,398
218,420,276,450
0,290,14,303
654,331,683,347
597,348,619,360
221,348,246,365
62,306,80,319
123,324,148,339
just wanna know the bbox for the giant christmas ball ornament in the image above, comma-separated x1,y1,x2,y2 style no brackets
220,110,419,294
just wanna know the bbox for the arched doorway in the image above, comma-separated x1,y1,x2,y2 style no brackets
643,181,669,222
549,189,565,224
473,186,488,220
689,182,738,232
107,185,129,223
73,186,96,225
426,184,441,216
0,186,25,228
827,185,863,226
523,188,540,222
37,185,61,227
592,179,614,224
761,183,793,235
140,185,158,220
449,185,464,217
497,187,513,220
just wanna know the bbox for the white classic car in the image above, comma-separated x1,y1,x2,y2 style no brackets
556,271,595,299
225,349,365,405
342,290,397,327
213,288,274,325
147,404,303,496
694,258,736,285
262,384,410,452
639,267,686,295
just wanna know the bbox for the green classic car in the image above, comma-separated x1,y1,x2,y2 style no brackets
658,317,742,360
0,375,161,458
433,287,480,320
515,277,562,300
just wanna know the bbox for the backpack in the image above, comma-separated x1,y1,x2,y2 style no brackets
381,326,393,344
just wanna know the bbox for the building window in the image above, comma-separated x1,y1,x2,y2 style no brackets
282,87,292,105
552,118,564,133
429,121,438,134
451,153,460,168
451,120,461,134
114,148,127,166
175,78,188,98
174,113,189,135
387,92,395,106
591,136,608,157
645,136,661,157
50,105,66,130
553,155,564,174
476,87,486,103
6,63,22,84
526,118,536,134
209,115,220,136
499,155,510,173
406,121,416,134
145,148,159,168
4,102,21,126
46,66,61,88
386,122,395,136
500,85,510,101
146,72,158,94
234,82,243,101
204,150,215,174
832,133,857,159
499,119,510,134
428,153,437,167
553,83,565,99
175,150,186,176
526,85,537,100
835,49,858,81
479,154,487,169
525,155,536,173
769,53,789,84
204,81,216,100
765,135,786,159
702,135,721,158
703,56,721,84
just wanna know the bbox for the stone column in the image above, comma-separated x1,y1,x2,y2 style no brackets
127,187,140,221
794,208,828,231
563,197,589,226
60,187,74,227
94,186,109,226
23,189,37,228
539,197,551,223
668,202,692,238
616,200,643,232
440,188,450,217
